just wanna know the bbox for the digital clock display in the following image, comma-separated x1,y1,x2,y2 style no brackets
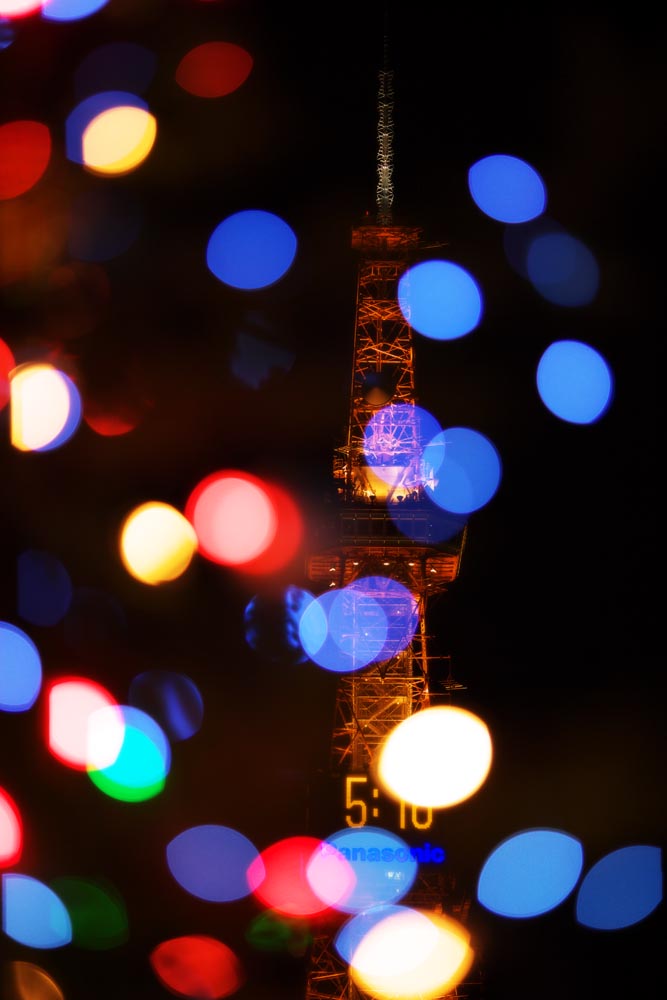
344,774,433,830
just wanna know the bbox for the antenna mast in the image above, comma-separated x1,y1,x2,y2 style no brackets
376,14,395,224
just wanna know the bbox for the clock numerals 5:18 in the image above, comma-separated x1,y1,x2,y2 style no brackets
344,774,432,830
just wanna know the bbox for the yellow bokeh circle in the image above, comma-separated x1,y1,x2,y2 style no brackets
120,502,198,585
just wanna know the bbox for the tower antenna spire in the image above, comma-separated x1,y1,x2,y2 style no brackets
376,6,394,224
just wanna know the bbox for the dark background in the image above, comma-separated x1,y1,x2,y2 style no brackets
0,2,663,998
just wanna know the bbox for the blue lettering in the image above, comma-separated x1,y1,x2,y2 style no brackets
327,843,445,863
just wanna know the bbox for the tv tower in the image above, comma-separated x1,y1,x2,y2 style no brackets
303,17,483,1000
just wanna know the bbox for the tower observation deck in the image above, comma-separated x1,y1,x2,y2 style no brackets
303,24,483,1000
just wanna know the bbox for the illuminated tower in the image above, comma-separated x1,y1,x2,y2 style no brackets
303,27,481,1000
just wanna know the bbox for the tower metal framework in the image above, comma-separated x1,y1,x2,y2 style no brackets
303,29,482,1000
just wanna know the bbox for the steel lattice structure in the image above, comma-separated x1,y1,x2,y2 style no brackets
304,220,475,1000
303,28,482,1000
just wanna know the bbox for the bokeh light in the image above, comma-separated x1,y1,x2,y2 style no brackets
243,585,313,664
335,904,402,964
342,576,419,662
388,492,468,546
468,153,546,223
308,827,418,913
247,836,332,917
82,364,149,437
150,935,244,999
185,470,278,567
397,260,483,341
10,362,82,452
46,676,123,771
304,842,355,913
129,669,203,742
230,330,295,389
87,705,170,802
245,910,312,956
0,16,14,47
503,215,600,308
362,402,442,492
360,370,396,407
0,786,22,867
0,120,51,200
536,339,614,424
68,187,143,262
2,874,72,948
0,2,42,18
3,961,64,1000
17,548,73,627
423,426,502,515
298,588,385,673
0,621,42,712
328,587,385,663
119,501,198,585
74,40,157,97
526,229,599,306
49,875,129,949
42,0,110,21
83,401,142,436
0,194,68,287
82,105,157,175
575,845,663,930
328,587,389,666
377,705,493,808
298,577,421,672
206,210,297,290
167,824,260,902
234,480,304,575
0,336,15,411
503,214,561,279
0,9,656,1000
476,828,584,918
66,91,147,164
348,905,474,1000
175,41,253,98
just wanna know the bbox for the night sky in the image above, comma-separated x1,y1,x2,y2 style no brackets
0,2,663,999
